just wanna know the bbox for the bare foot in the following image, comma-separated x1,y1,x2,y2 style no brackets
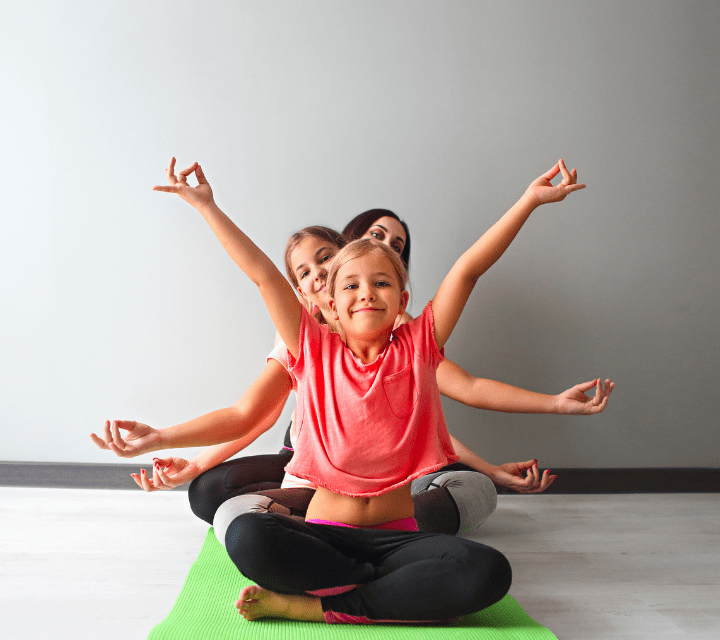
235,585,324,622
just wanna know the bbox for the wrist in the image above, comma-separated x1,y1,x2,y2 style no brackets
519,191,541,211
187,458,204,477
551,394,563,414
155,427,172,450
486,464,501,482
196,200,220,217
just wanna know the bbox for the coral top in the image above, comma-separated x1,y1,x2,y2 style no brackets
284,302,458,497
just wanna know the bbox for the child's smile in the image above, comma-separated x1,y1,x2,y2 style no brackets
331,253,408,341
291,237,337,310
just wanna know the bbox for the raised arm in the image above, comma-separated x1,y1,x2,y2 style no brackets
437,359,614,415
432,159,586,349
153,158,302,357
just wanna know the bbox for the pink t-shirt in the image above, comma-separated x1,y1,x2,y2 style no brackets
284,302,458,497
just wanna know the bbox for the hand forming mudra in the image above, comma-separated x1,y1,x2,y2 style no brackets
524,158,586,206
152,157,214,208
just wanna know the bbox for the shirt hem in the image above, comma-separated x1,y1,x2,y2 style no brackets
285,458,459,498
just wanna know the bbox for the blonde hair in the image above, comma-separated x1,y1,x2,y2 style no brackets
328,239,409,299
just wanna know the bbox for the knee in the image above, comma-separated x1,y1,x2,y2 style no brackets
464,545,512,611
187,470,220,524
225,513,282,581
212,494,275,546
434,471,498,536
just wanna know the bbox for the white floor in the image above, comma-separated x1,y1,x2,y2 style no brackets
1,488,718,640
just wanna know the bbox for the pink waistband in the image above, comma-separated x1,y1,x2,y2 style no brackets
306,517,418,531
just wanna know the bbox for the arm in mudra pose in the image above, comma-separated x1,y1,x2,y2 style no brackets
123,157,609,624
92,160,611,551
91,158,609,494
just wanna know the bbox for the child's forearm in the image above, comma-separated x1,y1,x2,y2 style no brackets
433,162,584,349
194,201,302,355
454,193,538,285
438,359,557,413
196,202,281,288
432,195,538,348
157,407,262,449
461,378,557,413
456,159,584,285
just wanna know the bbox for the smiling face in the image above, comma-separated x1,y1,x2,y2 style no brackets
329,251,409,340
362,216,407,258
289,235,338,311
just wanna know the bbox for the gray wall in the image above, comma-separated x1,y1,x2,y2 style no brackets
2,1,718,469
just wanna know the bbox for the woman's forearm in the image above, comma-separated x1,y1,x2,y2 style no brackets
189,426,273,475
438,359,557,413
449,435,495,475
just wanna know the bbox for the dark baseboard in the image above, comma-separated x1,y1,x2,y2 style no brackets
496,467,719,494
1,462,718,493
0,461,189,491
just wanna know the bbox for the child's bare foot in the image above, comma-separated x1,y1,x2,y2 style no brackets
235,585,324,622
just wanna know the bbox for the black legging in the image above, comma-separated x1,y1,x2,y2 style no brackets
188,449,294,523
227,512,512,624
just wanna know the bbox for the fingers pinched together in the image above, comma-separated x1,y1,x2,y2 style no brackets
527,158,587,205
495,460,557,494
131,458,175,492
89,420,133,457
557,378,615,415
152,157,213,207
89,419,159,458
515,463,557,494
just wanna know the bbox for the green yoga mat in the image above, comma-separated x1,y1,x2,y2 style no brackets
148,528,557,640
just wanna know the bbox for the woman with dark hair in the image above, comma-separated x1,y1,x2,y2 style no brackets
342,209,411,269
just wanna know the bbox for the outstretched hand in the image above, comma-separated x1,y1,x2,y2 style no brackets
131,457,201,492
153,157,214,209
89,420,162,458
490,460,556,494
525,159,586,206
555,378,615,415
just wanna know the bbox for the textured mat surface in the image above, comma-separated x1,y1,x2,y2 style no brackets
148,528,557,640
